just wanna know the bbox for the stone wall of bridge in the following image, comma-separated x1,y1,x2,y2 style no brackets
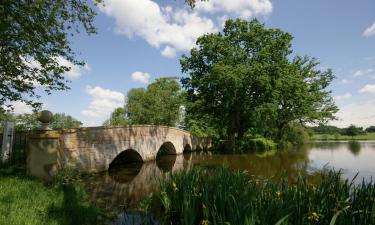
27,125,211,180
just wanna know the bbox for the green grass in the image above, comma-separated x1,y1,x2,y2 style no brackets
312,132,375,140
149,167,375,225
0,165,106,225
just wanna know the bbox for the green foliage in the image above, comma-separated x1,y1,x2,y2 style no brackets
280,123,310,145
309,125,343,134
312,132,375,141
0,0,98,110
103,107,128,126
366,126,375,133
343,125,364,138
0,112,82,131
239,137,277,152
181,19,337,150
126,77,184,127
50,113,82,129
156,167,375,225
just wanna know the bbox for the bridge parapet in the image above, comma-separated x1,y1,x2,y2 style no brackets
27,125,211,180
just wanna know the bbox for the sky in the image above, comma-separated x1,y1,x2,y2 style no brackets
12,0,375,128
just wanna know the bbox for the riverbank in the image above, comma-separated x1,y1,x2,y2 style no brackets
0,165,109,225
312,132,375,140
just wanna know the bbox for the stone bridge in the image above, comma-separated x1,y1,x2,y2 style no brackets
27,125,211,180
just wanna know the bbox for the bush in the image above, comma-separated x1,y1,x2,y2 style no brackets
281,123,310,145
239,137,277,152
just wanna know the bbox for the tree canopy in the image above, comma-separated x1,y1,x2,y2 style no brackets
125,77,184,127
102,107,128,126
0,0,97,111
181,19,337,148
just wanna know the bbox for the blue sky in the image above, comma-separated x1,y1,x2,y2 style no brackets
13,0,375,127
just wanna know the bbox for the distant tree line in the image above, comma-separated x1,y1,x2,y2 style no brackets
310,124,375,137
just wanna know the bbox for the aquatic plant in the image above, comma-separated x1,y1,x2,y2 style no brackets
155,167,375,225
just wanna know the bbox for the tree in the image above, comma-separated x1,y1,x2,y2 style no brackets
103,107,128,126
50,113,82,129
344,125,363,138
126,77,184,127
365,126,375,133
181,19,337,149
0,0,97,110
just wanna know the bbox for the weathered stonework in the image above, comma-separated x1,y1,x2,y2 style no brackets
27,125,211,179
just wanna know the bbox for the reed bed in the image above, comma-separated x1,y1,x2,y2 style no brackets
152,167,375,225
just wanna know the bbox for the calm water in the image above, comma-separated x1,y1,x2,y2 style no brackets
83,141,375,210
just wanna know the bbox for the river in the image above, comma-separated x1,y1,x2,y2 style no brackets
82,141,375,211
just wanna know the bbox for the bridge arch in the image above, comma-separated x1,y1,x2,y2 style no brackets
109,149,143,171
157,141,177,157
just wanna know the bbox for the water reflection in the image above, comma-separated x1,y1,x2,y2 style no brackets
83,141,375,211
348,141,361,156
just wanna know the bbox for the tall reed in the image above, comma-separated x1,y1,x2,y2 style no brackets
154,167,375,225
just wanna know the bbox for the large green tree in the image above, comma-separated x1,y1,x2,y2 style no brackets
181,19,337,148
126,77,184,127
0,0,97,110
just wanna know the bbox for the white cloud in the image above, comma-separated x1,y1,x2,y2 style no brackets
131,71,150,84
195,0,273,18
81,86,125,118
98,0,217,58
363,21,375,37
330,100,375,128
161,46,177,58
359,84,375,94
56,56,91,79
341,79,349,84
334,92,352,101
98,0,272,58
353,69,375,77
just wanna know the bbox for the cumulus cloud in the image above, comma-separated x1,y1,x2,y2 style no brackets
98,0,217,58
330,100,375,128
363,21,375,37
81,86,125,118
131,71,150,84
98,0,272,58
353,69,374,77
195,0,272,18
334,92,352,101
359,84,375,94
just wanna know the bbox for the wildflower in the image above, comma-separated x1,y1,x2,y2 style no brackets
200,219,210,225
307,212,321,222
172,182,178,192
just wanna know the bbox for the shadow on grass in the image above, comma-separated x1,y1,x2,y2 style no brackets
47,184,103,225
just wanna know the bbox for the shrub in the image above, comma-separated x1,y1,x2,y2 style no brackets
281,123,310,145
239,137,277,152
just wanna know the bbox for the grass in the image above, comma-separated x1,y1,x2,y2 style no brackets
0,165,107,225
147,167,375,225
312,132,375,140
